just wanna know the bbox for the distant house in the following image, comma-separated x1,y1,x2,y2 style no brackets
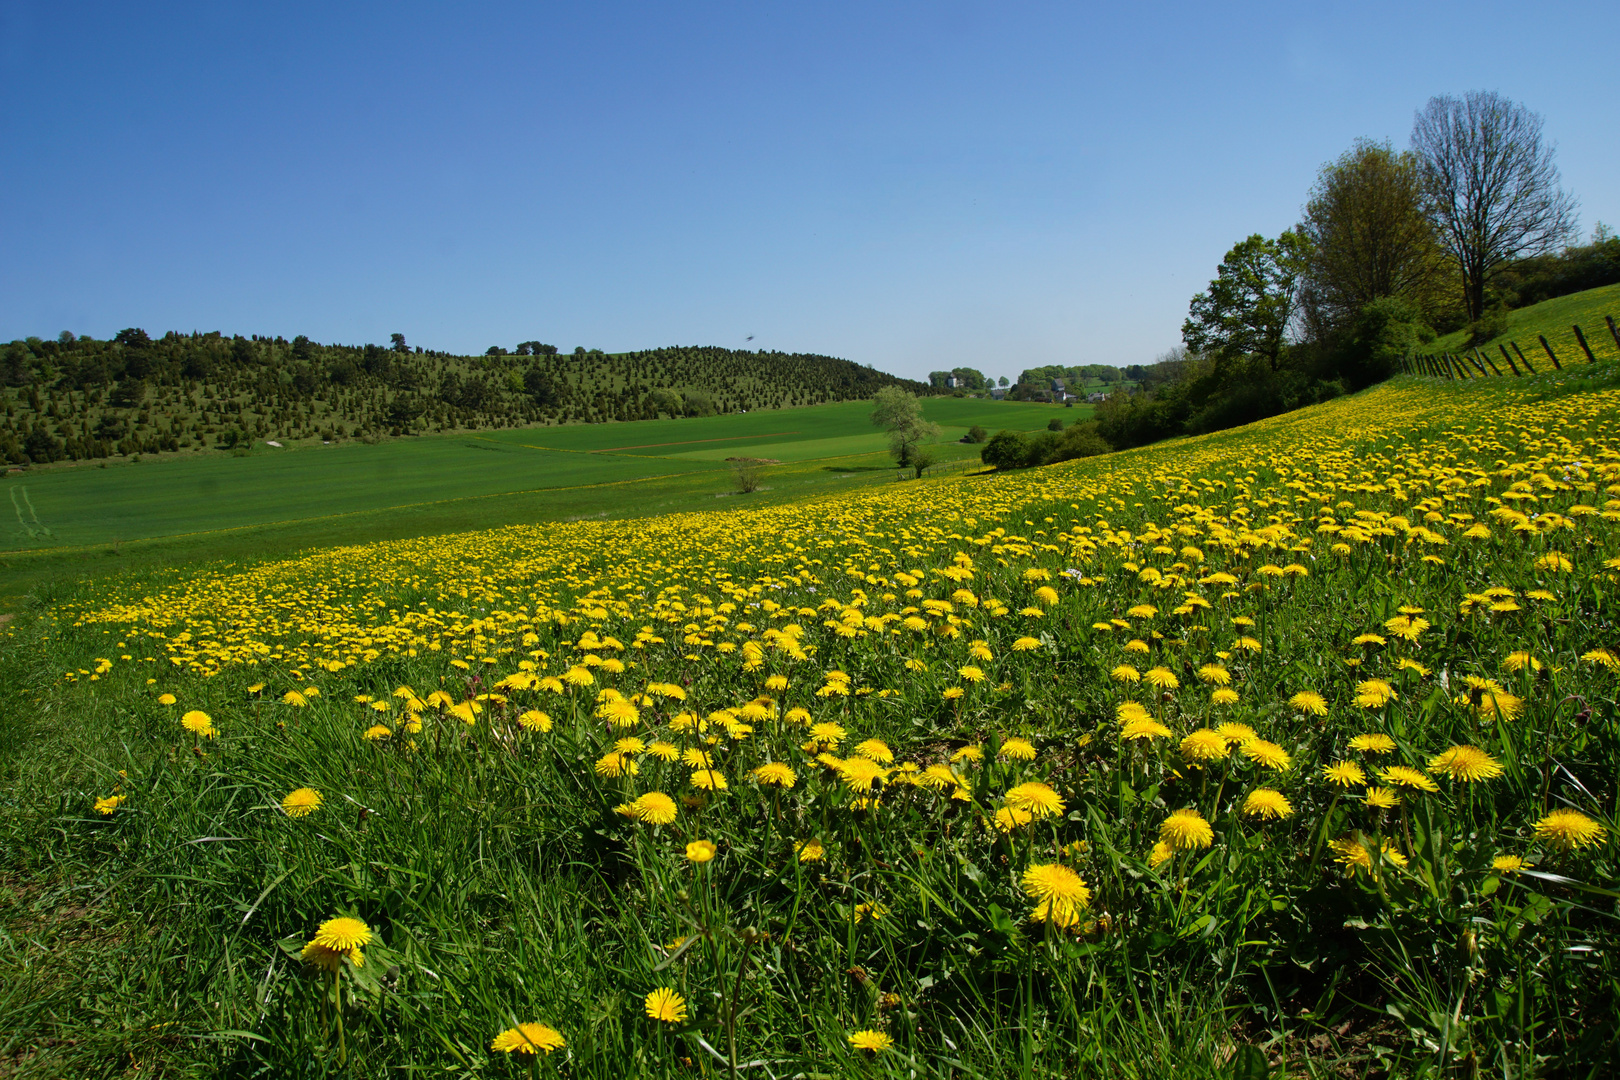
990,387,1007,399
1086,392,1110,404
945,375,960,389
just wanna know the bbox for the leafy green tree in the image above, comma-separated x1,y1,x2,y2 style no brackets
1299,140,1447,337
390,333,409,353
1183,230,1312,372
980,429,1029,470
870,385,941,477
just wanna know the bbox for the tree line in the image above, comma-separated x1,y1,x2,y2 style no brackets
1098,90,1611,450
0,331,931,466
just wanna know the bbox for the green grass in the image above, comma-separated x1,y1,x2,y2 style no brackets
0,397,1084,603
2,366,1617,1077
1429,282,1620,367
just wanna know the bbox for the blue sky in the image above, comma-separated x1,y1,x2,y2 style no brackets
3,1,1615,383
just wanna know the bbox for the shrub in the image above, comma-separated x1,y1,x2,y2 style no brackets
979,429,1029,470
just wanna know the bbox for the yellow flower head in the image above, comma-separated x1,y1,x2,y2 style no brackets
1364,786,1400,809
1533,809,1606,851
685,839,718,863
1144,666,1179,690
751,762,797,788
630,791,678,825
1380,765,1439,793
644,987,687,1024
1288,691,1328,716
1242,788,1293,820
849,1030,893,1053
1004,782,1066,819
1240,738,1292,771
1347,733,1396,754
491,1022,565,1055
1427,745,1503,783
313,916,372,952
281,787,322,817
1179,729,1229,763
1021,862,1091,927
1322,761,1365,787
94,794,126,815
1159,808,1214,850
795,838,825,862
998,737,1036,761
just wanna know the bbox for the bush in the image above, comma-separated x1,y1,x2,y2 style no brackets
729,457,769,493
1023,431,1061,467
1048,421,1111,462
980,430,1029,470
1046,417,1064,431
965,425,987,444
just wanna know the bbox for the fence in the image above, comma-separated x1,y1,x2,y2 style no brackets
1403,314,1620,378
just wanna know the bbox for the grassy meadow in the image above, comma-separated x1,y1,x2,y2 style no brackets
1429,283,1620,366
0,397,1080,604
3,367,1619,1078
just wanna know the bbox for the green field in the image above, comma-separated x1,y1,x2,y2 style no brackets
1429,282,1620,364
0,396,1085,605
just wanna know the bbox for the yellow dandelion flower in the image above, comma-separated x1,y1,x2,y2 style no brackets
518,709,553,732
752,762,797,788
685,839,717,863
630,792,678,825
1147,840,1172,867
157,693,177,705
1021,862,1091,927
313,916,372,952
645,987,687,1024
854,739,894,764
1427,745,1503,782
1380,765,1439,793
1179,729,1229,763
950,744,984,763
998,737,1036,761
1004,782,1066,819
1364,786,1400,808
1196,664,1230,686
1121,716,1173,741
1160,808,1214,850
490,1023,565,1055
1214,722,1255,746
94,794,126,815
795,838,825,862
1492,854,1527,873
1354,679,1397,708
1322,761,1365,787
1533,809,1606,850
689,768,728,790
1144,666,1179,690
1011,636,1041,651
1242,788,1293,820
1288,691,1328,716
994,806,1034,832
1210,687,1240,705
849,1030,893,1053
1348,733,1396,753
1240,739,1292,771
1111,665,1141,683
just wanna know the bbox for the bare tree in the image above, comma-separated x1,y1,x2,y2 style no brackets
1411,91,1577,322
1299,139,1447,335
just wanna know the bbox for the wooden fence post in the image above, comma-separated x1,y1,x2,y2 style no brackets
1572,324,1598,364
1468,353,1489,376
1539,334,1562,370
1511,341,1537,374
1498,344,1521,376
1480,350,1503,376
1607,315,1620,355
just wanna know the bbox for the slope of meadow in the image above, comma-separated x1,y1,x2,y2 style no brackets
3,364,1619,1077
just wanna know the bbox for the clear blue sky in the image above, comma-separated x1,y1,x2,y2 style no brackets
3,1,1615,383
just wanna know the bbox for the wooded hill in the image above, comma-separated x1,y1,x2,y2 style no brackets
0,332,929,465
